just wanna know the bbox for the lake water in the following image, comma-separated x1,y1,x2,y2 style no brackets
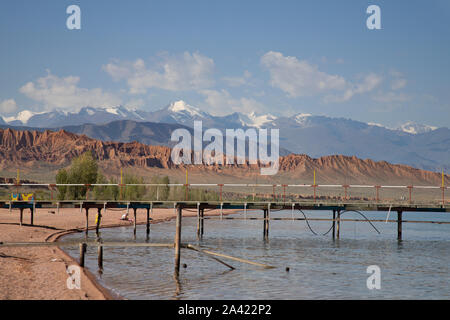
60,210,450,299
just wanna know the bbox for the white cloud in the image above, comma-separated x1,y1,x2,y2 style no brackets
261,51,347,97
326,73,383,103
222,70,252,87
388,70,407,90
391,77,407,90
372,91,409,103
103,52,215,94
19,72,121,111
261,51,382,102
200,89,265,116
0,99,18,114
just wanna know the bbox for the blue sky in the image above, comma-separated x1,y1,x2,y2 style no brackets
0,0,449,128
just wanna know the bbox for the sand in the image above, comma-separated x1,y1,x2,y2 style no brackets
0,206,234,300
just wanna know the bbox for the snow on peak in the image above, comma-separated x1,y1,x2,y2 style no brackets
239,112,277,128
398,121,438,135
295,113,312,126
168,100,204,117
4,110,37,124
367,122,386,128
105,107,119,115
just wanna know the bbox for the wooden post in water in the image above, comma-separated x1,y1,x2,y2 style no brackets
263,208,269,240
146,206,151,236
95,208,102,235
97,245,103,270
85,208,89,234
174,205,182,276
336,210,341,239
19,208,23,226
133,207,137,236
79,243,87,267
200,208,204,236
332,209,336,239
196,203,200,238
397,211,403,241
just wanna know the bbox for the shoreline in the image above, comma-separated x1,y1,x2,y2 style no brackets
0,207,238,300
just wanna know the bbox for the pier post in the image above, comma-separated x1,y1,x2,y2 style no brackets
336,210,341,239
30,207,34,226
133,207,137,236
174,205,182,276
200,208,204,236
263,208,269,240
332,209,336,239
196,203,200,238
397,211,403,241
97,245,103,271
19,208,23,226
146,206,151,236
79,243,87,267
95,208,102,235
85,208,89,234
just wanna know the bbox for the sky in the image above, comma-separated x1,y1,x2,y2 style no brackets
0,0,449,128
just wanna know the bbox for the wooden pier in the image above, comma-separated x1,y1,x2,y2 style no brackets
1,199,449,276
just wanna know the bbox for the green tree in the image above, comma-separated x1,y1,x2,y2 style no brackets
55,168,68,200
122,173,146,201
148,175,170,200
56,152,98,200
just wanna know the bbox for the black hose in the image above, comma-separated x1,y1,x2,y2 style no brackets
339,210,381,234
296,209,380,236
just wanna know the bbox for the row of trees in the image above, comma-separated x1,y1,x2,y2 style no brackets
55,152,219,201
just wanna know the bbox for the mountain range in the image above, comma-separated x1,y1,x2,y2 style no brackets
0,127,447,187
1,100,449,172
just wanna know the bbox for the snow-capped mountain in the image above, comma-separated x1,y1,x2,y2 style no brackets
367,121,438,135
397,121,438,135
1,106,149,128
3,110,42,126
149,100,211,124
237,112,277,128
1,100,448,171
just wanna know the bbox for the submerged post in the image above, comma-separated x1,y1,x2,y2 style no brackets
97,245,103,271
79,243,87,267
133,207,137,236
196,203,200,238
263,208,269,240
174,205,182,276
397,211,403,241
336,210,341,239
332,209,336,239
95,208,102,235
146,206,151,236
85,208,89,234
200,208,204,236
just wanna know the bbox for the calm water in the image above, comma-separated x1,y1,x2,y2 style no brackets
60,210,450,299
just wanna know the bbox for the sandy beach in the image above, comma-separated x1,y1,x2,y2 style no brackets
0,206,234,300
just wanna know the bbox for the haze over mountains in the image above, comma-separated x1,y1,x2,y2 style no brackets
1,100,449,172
